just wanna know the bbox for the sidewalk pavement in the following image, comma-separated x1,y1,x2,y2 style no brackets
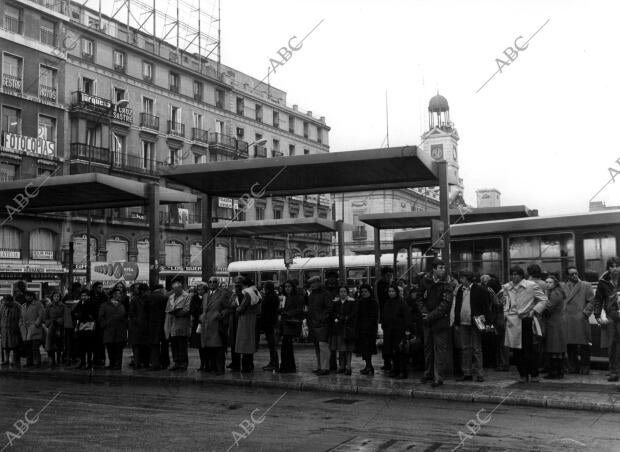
2,345,619,413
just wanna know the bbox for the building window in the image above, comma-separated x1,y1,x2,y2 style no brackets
236,97,244,115
165,241,183,266
141,141,154,169
142,96,154,114
194,153,205,164
273,111,280,128
288,116,295,133
106,237,129,262
112,134,126,165
38,115,56,143
1,106,21,134
193,112,203,129
317,127,323,144
3,5,22,34
2,53,23,94
0,163,17,182
236,127,244,138
304,149,310,155
39,65,57,102
85,123,101,146
255,249,266,260
273,208,282,219
289,144,295,156
169,72,179,92
193,80,203,100
255,206,265,220
303,121,309,139
216,89,225,108
142,61,153,81
169,148,179,165
40,19,56,46
113,50,126,72
81,38,94,60
82,77,95,94
114,87,126,103
255,104,263,122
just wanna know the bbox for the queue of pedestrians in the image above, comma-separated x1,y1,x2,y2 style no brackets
1,257,619,388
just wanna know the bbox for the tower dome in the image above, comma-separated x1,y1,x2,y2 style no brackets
428,93,449,112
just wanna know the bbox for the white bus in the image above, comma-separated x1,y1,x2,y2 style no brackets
228,253,408,287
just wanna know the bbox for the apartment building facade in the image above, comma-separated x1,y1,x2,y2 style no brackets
0,0,332,289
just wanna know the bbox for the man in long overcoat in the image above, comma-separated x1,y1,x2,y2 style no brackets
200,277,231,374
563,266,595,374
146,284,169,370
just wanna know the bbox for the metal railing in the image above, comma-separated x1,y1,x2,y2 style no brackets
254,145,267,158
2,16,22,34
208,132,236,148
191,127,209,143
35,0,68,14
40,29,56,46
70,143,110,164
111,152,160,175
139,112,159,131
167,121,185,137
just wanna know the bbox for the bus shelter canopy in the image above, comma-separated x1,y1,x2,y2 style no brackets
359,205,537,230
160,147,439,197
185,217,348,237
0,173,197,212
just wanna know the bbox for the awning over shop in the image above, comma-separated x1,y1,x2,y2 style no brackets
359,205,537,230
185,217,345,237
160,146,439,197
0,173,196,212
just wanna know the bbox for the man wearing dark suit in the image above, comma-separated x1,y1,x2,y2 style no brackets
452,270,490,382
146,284,169,370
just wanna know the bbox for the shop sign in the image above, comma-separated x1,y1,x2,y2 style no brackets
0,249,20,259
3,133,55,157
31,250,54,259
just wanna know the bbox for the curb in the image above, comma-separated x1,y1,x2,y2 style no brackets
2,369,618,413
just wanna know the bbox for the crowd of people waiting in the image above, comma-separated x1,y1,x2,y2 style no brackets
1,256,619,388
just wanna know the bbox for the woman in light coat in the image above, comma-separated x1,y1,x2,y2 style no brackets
543,276,567,379
233,277,261,373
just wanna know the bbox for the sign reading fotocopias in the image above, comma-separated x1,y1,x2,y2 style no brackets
3,133,55,157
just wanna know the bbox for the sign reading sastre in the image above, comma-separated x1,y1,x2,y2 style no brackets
3,133,55,157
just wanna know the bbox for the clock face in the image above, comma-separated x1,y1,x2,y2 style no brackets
430,144,443,161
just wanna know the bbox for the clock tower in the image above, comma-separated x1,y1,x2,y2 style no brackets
420,93,464,206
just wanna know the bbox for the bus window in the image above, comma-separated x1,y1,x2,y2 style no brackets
509,233,574,279
584,232,616,282
395,249,409,282
452,238,502,280
347,267,367,287
260,271,279,284
287,270,301,285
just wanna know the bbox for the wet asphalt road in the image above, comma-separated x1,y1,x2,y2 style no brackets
0,376,617,452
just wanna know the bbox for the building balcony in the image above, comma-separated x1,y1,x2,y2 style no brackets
170,84,179,93
2,73,23,95
82,52,94,62
207,133,248,159
191,127,209,144
30,250,56,260
34,0,68,14
71,91,112,117
111,152,160,176
70,143,110,165
167,121,185,138
114,64,126,74
2,16,22,34
39,84,57,103
139,112,159,131
254,145,267,158
194,92,203,101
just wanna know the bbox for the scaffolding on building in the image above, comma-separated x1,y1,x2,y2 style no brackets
69,0,221,76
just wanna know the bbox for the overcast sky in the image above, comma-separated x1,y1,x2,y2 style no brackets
210,0,620,215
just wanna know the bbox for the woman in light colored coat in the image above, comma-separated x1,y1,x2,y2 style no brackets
233,277,261,373
21,292,45,368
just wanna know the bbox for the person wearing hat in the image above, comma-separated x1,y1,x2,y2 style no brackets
201,277,231,375
306,276,332,376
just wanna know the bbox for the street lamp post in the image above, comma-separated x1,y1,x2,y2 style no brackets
85,99,129,285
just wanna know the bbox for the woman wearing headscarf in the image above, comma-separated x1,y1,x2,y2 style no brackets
356,284,379,375
543,275,567,379
232,277,261,373
382,283,413,379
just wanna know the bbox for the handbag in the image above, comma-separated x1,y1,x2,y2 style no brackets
532,316,543,338
78,321,95,332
